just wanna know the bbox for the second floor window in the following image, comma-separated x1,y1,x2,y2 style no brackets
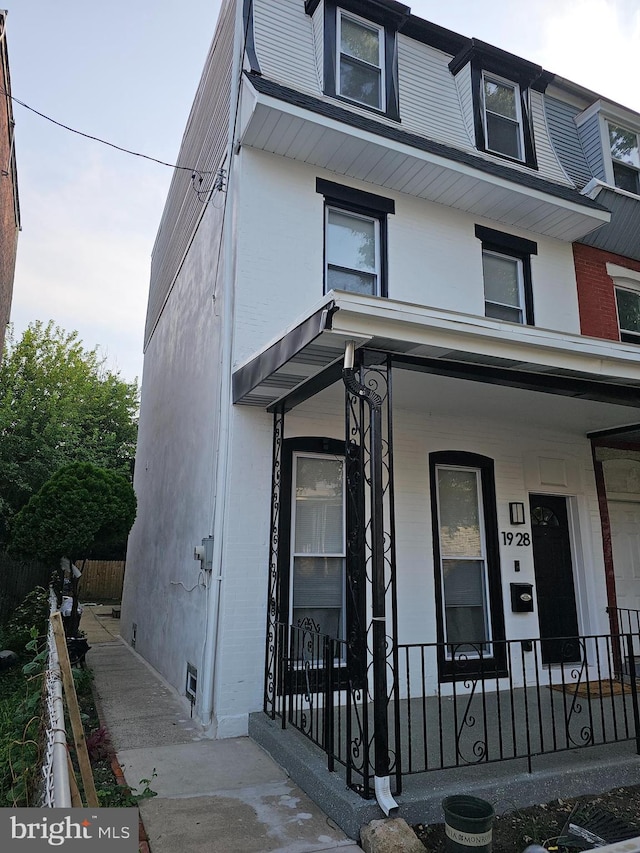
338,11,384,110
609,122,640,194
482,250,525,323
476,225,536,325
317,178,393,297
615,286,640,344
326,207,380,295
482,73,525,161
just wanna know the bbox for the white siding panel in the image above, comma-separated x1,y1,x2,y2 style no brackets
578,112,606,181
311,1,324,91
249,2,576,188
398,38,470,146
253,0,320,96
454,61,475,146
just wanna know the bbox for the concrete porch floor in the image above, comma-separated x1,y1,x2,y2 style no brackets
249,710,640,840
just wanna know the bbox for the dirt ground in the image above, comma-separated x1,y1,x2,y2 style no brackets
413,785,640,851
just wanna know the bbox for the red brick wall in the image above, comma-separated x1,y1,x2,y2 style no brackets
0,24,19,358
573,243,640,341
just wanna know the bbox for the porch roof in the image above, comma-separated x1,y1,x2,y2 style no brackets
232,292,640,415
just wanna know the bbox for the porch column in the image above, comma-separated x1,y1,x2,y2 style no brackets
343,346,400,808
263,404,284,719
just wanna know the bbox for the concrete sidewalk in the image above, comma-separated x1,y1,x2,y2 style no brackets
82,605,361,853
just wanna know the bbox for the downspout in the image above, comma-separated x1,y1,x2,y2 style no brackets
199,0,244,730
342,341,399,816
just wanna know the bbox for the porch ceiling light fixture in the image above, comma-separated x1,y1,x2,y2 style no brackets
509,502,526,525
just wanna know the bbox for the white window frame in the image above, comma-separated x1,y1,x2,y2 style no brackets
608,262,640,345
482,248,526,324
481,71,525,162
607,120,640,195
325,205,381,296
289,451,347,664
336,8,385,110
435,464,493,661
577,102,640,197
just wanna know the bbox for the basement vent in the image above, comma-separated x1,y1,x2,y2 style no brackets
186,663,197,710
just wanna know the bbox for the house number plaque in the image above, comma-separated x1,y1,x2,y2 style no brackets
501,531,530,546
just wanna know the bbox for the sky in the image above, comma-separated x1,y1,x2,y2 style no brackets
6,0,640,385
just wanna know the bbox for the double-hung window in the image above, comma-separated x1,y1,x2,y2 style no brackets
615,287,640,343
317,178,394,297
448,45,541,169
317,0,401,120
482,250,525,323
608,122,640,195
482,73,525,161
608,263,640,345
277,436,366,688
476,225,536,325
430,451,506,681
326,208,380,295
435,465,491,656
290,451,346,642
337,11,384,110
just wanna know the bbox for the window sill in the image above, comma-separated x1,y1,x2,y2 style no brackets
478,145,538,171
329,91,401,123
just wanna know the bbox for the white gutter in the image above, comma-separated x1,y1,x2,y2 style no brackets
582,176,640,204
199,0,243,730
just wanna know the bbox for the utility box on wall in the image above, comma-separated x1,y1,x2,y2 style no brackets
510,583,534,613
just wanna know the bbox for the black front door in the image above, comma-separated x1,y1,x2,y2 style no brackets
530,494,580,665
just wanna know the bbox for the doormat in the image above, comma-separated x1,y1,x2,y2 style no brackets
549,679,630,697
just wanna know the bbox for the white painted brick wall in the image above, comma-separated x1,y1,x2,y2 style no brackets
211,376,607,731
233,149,581,367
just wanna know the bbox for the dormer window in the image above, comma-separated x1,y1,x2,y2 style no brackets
576,102,640,197
482,74,524,161
608,122,640,195
448,40,546,170
314,0,402,121
338,11,384,110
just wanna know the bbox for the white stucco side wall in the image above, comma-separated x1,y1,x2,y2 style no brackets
122,196,226,700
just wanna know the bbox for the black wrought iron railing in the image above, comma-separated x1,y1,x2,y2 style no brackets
267,623,640,796
608,606,640,635
397,634,640,775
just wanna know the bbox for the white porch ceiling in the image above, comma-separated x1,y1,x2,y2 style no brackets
232,293,640,428
301,370,640,439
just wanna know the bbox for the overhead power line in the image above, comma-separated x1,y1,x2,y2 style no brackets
1,87,214,176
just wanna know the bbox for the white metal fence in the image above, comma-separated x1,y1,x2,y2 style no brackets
39,592,71,807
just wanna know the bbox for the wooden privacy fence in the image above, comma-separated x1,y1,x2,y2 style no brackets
0,553,52,623
78,560,126,602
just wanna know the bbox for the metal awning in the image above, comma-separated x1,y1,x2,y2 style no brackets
232,292,640,414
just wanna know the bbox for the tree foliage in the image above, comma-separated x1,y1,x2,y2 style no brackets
0,322,138,541
9,463,137,565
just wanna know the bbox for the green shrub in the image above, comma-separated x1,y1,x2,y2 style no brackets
0,587,49,805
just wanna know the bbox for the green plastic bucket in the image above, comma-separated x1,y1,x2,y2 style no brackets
442,795,495,852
